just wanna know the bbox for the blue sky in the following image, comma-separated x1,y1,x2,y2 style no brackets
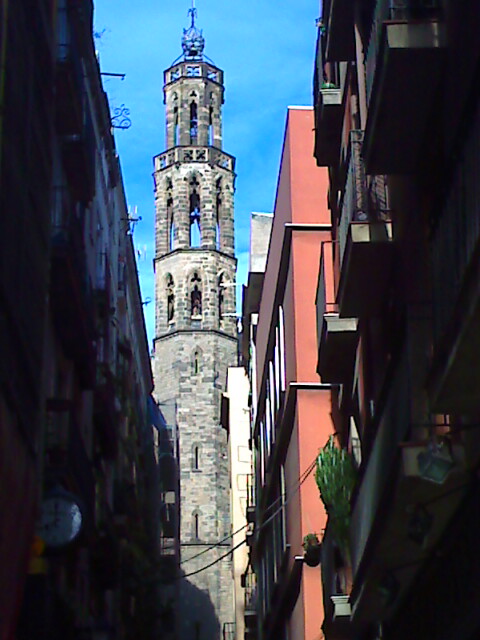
93,0,320,346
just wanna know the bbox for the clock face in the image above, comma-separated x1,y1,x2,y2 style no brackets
39,495,83,548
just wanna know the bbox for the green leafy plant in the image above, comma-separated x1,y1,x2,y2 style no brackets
302,533,321,567
302,533,320,550
315,436,357,559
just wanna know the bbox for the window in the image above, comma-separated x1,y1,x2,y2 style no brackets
193,348,201,375
189,175,201,247
166,179,175,251
193,445,200,470
187,66,200,77
190,272,202,317
278,306,286,392
215,177,222,249
218,273,224,324
193,511,200,539
166,274,175,323
209,93,215,146
172,93,179,146
190,100,198,143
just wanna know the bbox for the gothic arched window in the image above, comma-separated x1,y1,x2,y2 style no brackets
190,271,202,318
190,100,198,144
218,273,225,325
215,177,222,250
166,274,175,323
166,179,175,251
189,175,201,247
209,93,215,146
172,93,179,146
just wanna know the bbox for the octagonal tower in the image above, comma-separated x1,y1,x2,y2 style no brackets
152,8,237,640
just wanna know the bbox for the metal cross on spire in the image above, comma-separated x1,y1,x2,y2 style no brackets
188,0,197,27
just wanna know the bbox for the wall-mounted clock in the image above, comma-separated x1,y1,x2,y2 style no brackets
38,486,84,548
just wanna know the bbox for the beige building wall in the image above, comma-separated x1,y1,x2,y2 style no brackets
225,368,251,640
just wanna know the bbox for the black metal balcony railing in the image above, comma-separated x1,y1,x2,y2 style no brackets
365,0,442,104
431,102,480,345
350,350,410,579
337,130,390,267
317,242,337,329
246,473,256,524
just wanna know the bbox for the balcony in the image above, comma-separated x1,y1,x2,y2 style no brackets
246,473,256,524
349,353,469,623
50,188,96,387
313,29,342,166
316,242,358,383
321,0,355,62
428,103,480,414
336,131,393,317
363,0,446,174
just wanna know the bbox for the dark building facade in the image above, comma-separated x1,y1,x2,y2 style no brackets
314,2,480,639
0,1,175,639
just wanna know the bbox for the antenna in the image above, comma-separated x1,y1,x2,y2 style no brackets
123,205,142,235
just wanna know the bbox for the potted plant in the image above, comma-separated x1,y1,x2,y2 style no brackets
302,533,321,567
315,436,357,563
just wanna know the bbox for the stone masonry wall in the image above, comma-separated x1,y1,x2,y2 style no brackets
153,57,237,640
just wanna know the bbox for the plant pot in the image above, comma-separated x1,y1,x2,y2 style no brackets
331,594,351,619
304,544,321,567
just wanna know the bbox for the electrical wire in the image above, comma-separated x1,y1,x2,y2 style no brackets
178,453,318,580
180,453,318,565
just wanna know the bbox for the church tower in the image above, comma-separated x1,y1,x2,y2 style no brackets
153,7,237,640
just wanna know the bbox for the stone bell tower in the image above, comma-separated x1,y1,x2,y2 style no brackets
152,7,237,640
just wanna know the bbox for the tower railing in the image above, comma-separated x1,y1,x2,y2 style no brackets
155,145,235,172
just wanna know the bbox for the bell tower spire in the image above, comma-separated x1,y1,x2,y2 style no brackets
152,8,237,640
